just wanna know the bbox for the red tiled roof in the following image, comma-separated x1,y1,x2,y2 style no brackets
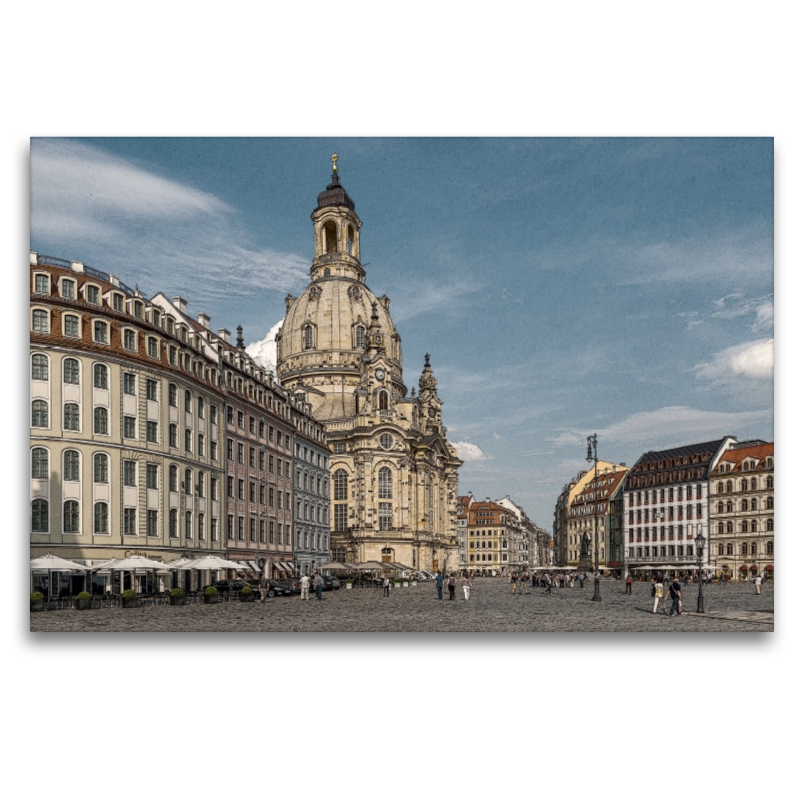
711,442,774,475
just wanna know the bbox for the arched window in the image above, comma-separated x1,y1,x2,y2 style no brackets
169,464,178,492
766,519,773,531
63,500,79,533
32,309,49,332
303,472,308,490
717,502,724,514
31,448,48,478
32,499,49,532
185,468,192,494
303,325,314,350
378,390,389,410
741,543,748,556
740,479,748,491
717,522,724,534
741,500,748,512
184,389,192,412
32,400,48,427
94,453,108,483
64,450,80,481
716,482,723,494
751,520,758,532
198,396,205,418
64,314,79,337
93,363,108,389
726,522,733,533
63,403,80,430
767,541,773,555
726,543,733,555
94,407,108,434
169,423,177,448
333,469,348,501
347,225,355,255
726,480,733,493
766,496,773,509
323,268,331,278
63,358,79,384
767,476,773,489
740,521,748,533
355,325,365,348
717,544,724,556
323,221,337,253
32,354,49,381
378,466,392,499
94,502,108,534
726,501,733,513
751,542,757,555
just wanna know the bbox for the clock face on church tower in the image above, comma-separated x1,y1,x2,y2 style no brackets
375,369,385,381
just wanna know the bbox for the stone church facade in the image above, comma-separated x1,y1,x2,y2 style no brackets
275,159,462,571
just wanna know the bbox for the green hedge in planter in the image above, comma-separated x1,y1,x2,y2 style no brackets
170,587,185,606
122,589,138,608
30,592,45,612
240,585,255,602
76,591,92,610
204,586,220,604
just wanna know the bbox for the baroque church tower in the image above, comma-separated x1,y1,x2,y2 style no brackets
276,156,462,571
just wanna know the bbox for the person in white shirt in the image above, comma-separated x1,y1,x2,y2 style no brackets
300,573,310,600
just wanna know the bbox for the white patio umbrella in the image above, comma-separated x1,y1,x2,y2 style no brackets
180,556,248,571
101,555,175,595
30,554,89,597
317,562,356,571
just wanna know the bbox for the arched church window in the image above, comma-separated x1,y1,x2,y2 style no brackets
333,469,348,501
323,222,337,254
303,325,314,350
323,269,331,278
347,225,355,255
379,433,394,450
378,390,388,410
378,467,392,499
355,325,365,348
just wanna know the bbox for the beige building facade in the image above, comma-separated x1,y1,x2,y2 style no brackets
276,161,462,571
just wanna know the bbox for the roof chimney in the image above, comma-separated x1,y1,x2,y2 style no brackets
172,296,188,314
218,328,231,344
197,312,211,329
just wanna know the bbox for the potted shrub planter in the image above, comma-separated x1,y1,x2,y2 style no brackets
402,579,409,588
345,580,354,590
411,579,418,587
76,591,92,610
170,588,185,606
204,587,220,604
240,586,255,603
30,592,45,613
122,590,138,609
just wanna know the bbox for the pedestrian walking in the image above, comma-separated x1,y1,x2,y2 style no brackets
754,574,763,595
300,573,310,600
579,572,585,588
314,573,324,600
668,577,682,616
625,573,633,594
544,574,552,594
435,571,444,600
462,575,473,601
510,572,518,595
447,573,457,600
522,571,530,594
383,576,390,596
652,580,664,613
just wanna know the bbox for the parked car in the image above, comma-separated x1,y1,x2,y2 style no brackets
323,575,341,590
206,579,260,598
261,579,293,598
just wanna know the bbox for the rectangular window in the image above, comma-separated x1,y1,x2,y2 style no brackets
249,481,256,503
249,447,255,468
237,411,244,428
269,521,274,543
238,516,244,541
147,510,158,537
238,443,244,464
146,379,158,401
113,294,123,311
146,421,158,443
259,421,265,438
124,416,136,438
185,511,193,539
123,508,137,535
249,416,255,434
277,459,282,477
249,517,256,542
269,454,274,473
146,463,158,489
168,385,176,410
238,479,244,500
123,373,136,395
169,424,177,448
64,315,78,337
259,451,265,471
123,461,136,486
94,321,107,343
379,503,392,531
227,514,234,540
227,476,233,497
210,441,217,461
269,425,274,442
87,285,99,304
259,485,265,505
259,520,265,543
169,346,177,366
147,337,159,358
123,329,136,350
184,429,192,452
35,274,50,293
169,509,178,538
334,504,348,532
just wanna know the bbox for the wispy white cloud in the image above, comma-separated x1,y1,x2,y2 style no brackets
692,338,774,383
452,441,494,462
390,278,485,323
548,405,772,448
30,139,308,300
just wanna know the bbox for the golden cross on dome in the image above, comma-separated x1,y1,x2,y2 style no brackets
331,153,338,173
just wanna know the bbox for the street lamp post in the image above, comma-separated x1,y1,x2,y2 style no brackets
586,434,601,602
696,531,706,613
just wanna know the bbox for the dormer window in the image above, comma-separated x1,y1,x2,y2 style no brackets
34,273,50,294
112,293,124,312
61,279,75,299
134,301,143,319
152,309,161,327
86,285,100,304
166,317,174,335
766,457,773,469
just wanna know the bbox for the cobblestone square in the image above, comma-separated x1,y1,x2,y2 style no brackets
29,578,774,632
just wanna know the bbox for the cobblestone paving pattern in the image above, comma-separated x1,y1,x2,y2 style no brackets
29,579,774,633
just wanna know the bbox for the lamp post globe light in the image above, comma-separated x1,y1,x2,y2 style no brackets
586,434,601,602
696,531,706,613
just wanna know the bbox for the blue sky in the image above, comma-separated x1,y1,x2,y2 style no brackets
30,137,773,529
